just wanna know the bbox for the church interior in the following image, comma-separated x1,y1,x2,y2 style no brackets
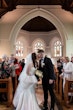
0,0,73,110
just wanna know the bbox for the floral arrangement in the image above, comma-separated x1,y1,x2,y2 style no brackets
35,70,43,78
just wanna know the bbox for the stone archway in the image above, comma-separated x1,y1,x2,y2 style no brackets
10,8,67,54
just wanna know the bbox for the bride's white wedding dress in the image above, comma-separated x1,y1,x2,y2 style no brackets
13,67,41,110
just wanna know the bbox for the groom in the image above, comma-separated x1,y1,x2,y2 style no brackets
37,49,56,110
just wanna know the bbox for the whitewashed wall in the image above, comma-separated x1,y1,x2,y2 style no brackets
0,5,73,59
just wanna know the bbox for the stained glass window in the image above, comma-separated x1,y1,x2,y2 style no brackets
54,41,62,57
33,41,45,52
15,41,23,57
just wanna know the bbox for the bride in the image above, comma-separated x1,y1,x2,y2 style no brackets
13,53,41,110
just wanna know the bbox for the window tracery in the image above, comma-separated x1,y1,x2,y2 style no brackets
15,41,23,57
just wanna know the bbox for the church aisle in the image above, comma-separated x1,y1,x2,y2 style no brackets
0,86,73,110
36,87,58,110
0,87,58,110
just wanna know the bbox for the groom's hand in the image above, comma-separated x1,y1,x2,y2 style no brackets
49,79,54,84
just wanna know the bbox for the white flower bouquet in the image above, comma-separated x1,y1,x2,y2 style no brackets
35,70,43,78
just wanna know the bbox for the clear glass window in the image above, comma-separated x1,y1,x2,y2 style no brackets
33,41,45,52
15,41,23,57
54,41,62,57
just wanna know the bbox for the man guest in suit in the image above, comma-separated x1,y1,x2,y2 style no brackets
37,49,56,110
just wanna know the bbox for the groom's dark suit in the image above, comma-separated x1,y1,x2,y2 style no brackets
39,56,55,110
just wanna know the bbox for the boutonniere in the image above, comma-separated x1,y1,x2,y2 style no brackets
41,62,45,67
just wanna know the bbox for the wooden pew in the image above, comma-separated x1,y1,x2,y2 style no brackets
54,66,59,93
59,76,73,108
12,75,17,95
0,77,13,106
64,77,73,105
54,71,59,93
59,77,63,100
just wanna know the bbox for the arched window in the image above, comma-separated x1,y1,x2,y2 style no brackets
54,40,62,57
33,40,45,52
15,41,23,57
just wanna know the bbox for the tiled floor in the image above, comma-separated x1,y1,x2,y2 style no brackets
0,87,73,110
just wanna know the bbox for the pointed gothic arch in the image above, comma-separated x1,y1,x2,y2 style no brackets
10,8,67,53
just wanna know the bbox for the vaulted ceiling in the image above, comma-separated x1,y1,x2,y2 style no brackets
0,0,73,32
22,16,56,32
0,0,73,15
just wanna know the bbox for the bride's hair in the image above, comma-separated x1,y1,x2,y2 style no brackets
19,53,36,81
32,53,36,67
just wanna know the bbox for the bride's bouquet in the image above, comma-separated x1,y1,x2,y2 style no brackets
35,69,43,78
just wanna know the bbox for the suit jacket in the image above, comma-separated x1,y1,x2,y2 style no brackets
39,56,55,85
